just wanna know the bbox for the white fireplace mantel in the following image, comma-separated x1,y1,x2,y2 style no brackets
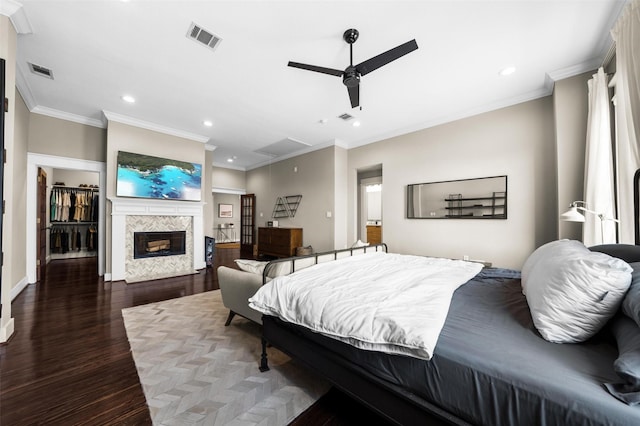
109,197,206,281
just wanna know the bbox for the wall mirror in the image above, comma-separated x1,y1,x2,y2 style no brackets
407,175,507,219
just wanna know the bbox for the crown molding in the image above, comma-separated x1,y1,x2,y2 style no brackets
32,105,105,128
15,65,36,110
205,144,217,152
1,0,33,34
0,0,21,16
212,186,246,195
211,161,247,171
546,57,601,83
102,110,210,143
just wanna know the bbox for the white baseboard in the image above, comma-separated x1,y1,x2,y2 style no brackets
10,276,29,301
104,273,112,282
0,318,15,343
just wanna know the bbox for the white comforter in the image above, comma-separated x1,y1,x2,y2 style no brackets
249,252,483,360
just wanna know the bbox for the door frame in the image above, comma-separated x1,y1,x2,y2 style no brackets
36,167,47,281
26,153,106,283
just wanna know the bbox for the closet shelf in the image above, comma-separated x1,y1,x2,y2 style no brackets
52,185,99,191
50,221,98,225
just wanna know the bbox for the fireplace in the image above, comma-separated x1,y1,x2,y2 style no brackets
133,231,186,259
109,197,205,282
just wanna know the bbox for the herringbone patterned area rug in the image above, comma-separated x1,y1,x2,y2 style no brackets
122,290,330,425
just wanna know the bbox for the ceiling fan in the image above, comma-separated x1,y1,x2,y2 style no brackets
288,29,418,109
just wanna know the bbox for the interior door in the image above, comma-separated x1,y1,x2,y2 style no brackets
37,167,47,281
240,194,256,258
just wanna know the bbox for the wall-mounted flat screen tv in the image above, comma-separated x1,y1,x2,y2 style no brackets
116,151,202,201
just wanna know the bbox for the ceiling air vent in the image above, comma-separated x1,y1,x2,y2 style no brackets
338,113,354,121
28,62,54,79
187,22,222,52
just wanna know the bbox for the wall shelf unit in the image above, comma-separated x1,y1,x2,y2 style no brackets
272,195,302,218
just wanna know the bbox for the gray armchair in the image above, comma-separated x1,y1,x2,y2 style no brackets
217,266,263,325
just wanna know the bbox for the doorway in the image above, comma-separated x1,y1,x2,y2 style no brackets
26,153,106,283
357,165,383,244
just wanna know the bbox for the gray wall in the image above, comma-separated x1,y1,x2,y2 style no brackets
347,97,557,269
246,147,337,252
554,71,592,240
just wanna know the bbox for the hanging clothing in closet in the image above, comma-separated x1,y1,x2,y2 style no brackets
50,186,98,223
86,226,98,252
50,225,96,253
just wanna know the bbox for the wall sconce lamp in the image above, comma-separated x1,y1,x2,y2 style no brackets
560,201,619,243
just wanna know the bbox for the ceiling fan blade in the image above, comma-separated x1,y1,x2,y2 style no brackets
347,84,360,108
288,61,344,77
356,39,418,76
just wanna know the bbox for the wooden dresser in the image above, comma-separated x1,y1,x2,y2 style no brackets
258,227,303,258
366,225,382,245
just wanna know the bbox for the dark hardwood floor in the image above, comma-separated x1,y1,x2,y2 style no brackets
0,246,393,425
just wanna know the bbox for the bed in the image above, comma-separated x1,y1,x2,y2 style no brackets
250,242,640,425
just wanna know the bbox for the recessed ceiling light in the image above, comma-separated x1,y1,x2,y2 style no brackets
121,94,135,103
352,121,361,127
499,66,516,76
203,120,213,127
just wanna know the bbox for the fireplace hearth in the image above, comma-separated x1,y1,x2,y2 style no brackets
134,231,186,259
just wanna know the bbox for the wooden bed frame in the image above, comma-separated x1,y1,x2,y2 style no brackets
257,243,467,425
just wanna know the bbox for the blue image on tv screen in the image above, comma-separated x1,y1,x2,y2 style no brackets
116,151,202,201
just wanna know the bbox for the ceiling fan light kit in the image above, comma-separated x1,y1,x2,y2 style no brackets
288,28,418,109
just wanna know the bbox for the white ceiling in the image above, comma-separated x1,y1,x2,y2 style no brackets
10,0,627,170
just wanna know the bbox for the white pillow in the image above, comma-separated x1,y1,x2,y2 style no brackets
351,239,370,248
234,258,292,278
522,240,632,343
234,259,267,275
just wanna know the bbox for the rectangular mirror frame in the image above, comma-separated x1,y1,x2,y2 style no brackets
407,175,507,219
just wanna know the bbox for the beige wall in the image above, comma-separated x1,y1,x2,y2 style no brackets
1,14,18,341
246,147,337,252
28,113,106,162
348,97,557,269
554,71,592,240
105,120,207,274
333,146,348,249
212,166,246,191
50,169,99,187
212,193,241,239
203,149,214,238
11,91,28,288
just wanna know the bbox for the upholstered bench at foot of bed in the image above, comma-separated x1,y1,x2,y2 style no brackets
217,266,263,325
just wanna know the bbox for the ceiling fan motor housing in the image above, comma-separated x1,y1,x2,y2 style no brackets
343,66,360,87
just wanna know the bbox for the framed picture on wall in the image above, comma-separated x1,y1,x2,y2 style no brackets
219,203,233,218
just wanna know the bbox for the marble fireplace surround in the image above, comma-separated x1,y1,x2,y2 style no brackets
110,198,206,282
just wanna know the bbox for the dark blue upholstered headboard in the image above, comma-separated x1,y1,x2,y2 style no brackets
590,244,640,263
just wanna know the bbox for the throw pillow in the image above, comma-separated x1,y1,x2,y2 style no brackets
604,315,640,405
622,262,640,328
522,239,632,343
234,259,267,275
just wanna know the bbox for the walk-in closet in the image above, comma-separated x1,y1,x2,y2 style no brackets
44,168,100,261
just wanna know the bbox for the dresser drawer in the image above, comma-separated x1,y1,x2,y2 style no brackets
258,227,303,258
